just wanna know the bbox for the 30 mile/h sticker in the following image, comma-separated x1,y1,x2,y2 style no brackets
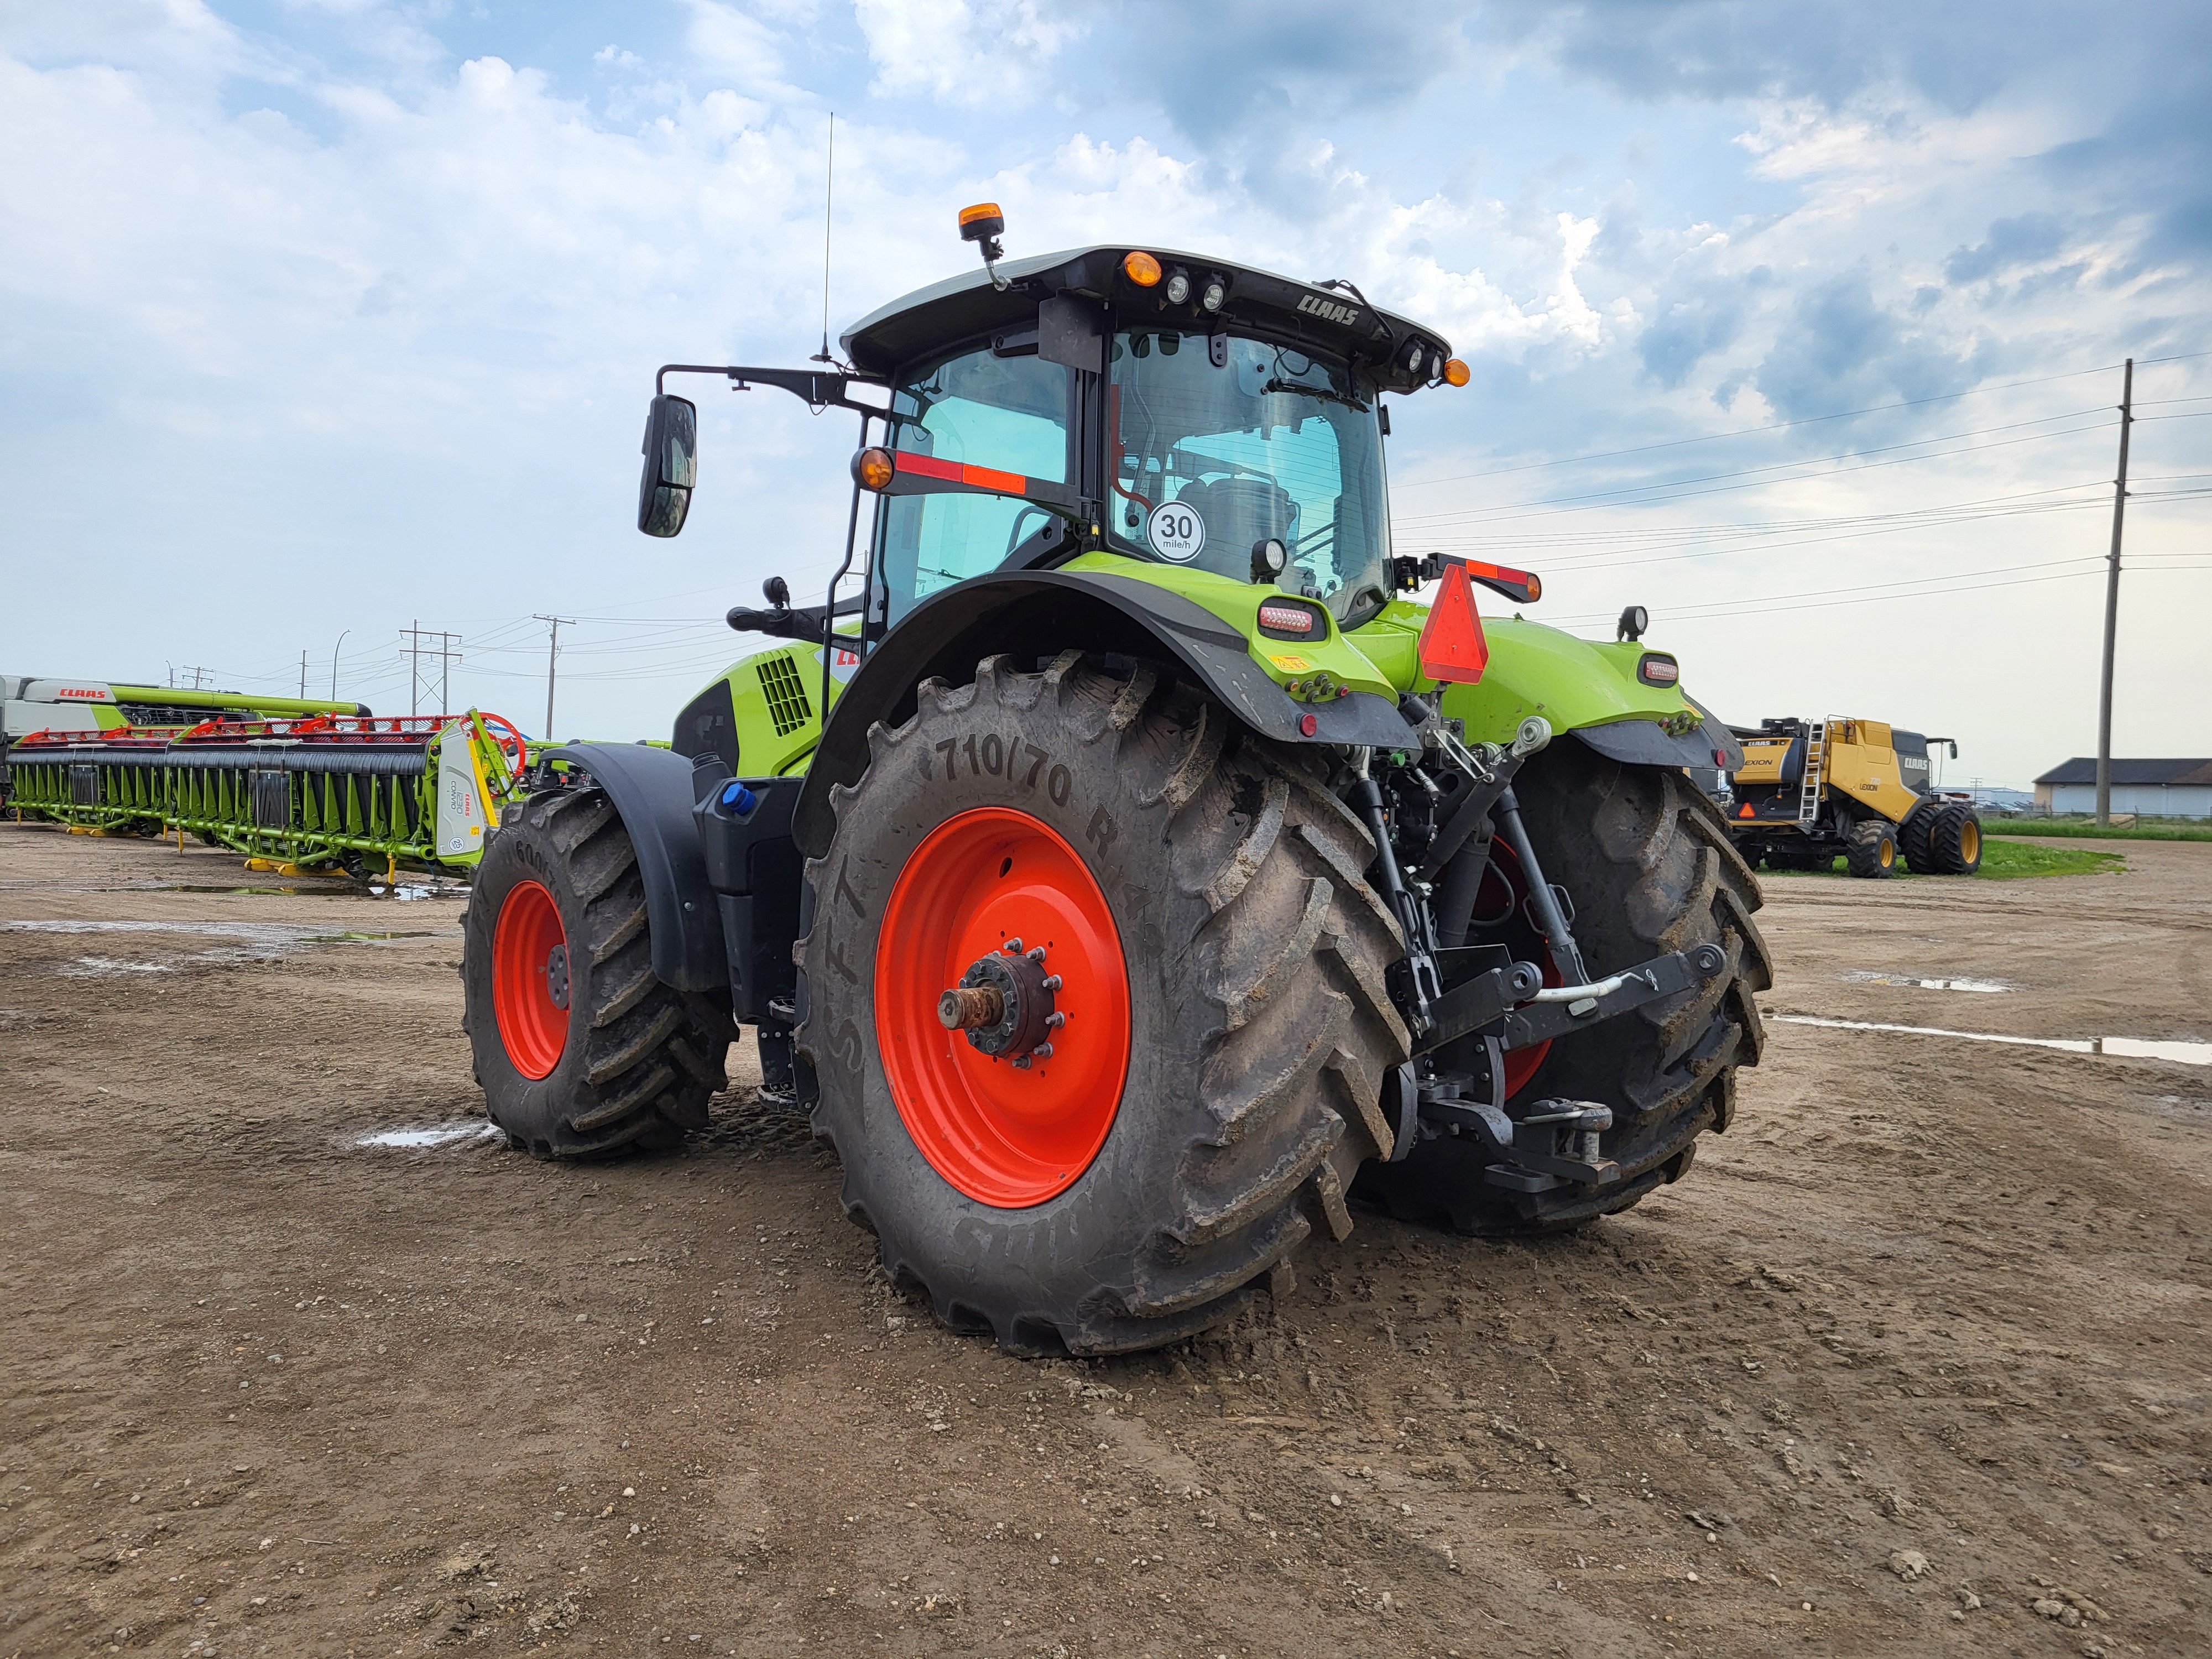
1147,500,1205,562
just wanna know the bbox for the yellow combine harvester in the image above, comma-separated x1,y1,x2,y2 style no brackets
1725,717,1981,878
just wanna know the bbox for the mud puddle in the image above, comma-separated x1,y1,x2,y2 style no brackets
0,879,459,900
7,919,453,976
6,920,448,943
357,1123,500,1149
1775,1014,2211,1065
1844,970,2010,992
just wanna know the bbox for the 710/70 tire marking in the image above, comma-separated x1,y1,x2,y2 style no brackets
934,733,1072,807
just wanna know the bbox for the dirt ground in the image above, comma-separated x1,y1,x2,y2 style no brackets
2,821,2207,1658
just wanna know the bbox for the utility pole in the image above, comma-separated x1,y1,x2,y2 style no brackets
399,623,463,717
180,665,213,691
299,650,308,698
2095,357,2133,826
535,614,576,740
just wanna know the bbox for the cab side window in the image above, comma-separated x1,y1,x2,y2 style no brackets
875,348,1072,624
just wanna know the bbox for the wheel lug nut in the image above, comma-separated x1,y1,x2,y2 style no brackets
1031,1042,1053,1060
1002,937,1023,954
1041,974,1063,992
1045,1011,1066,1029
1026,946,1047,963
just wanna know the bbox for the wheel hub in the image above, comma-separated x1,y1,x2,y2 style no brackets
938,938,1062,1066
545,942,571,1010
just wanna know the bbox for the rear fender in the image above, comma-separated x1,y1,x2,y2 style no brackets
539,743,726,993
1438,622,1739,771
791,569,1418,858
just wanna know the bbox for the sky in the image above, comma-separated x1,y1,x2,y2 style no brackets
3,0,2207,790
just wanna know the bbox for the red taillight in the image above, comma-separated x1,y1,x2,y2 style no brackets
1637,653,1680,686
1258,602,1315,633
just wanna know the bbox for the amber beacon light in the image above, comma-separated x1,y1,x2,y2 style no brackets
958,202,1005,247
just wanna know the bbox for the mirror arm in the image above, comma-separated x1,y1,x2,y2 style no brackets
655,363,888,414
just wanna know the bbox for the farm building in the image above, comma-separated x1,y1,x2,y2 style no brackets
2032,758,2212,818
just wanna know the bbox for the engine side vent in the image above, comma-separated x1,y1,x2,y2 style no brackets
754,652,815,738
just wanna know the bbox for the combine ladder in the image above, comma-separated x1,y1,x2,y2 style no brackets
1796,721,1828,827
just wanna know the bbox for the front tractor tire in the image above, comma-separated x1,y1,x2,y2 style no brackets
1358,742,1773,1235
463,787,731,1158
797,653,1408,1356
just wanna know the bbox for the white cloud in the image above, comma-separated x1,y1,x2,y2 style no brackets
852,0,1086,107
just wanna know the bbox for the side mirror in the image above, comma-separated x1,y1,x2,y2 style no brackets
637,394,697,537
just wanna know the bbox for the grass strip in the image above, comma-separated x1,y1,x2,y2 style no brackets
1759,839,2125,881
1978,817,2212,842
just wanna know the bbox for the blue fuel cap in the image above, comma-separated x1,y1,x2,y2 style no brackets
718,779,758,816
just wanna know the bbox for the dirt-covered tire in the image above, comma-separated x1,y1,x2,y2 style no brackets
795,652,1407,1356
462,786,732,1158
1898,801,1939,873
1845,817,1898,879
1356,741,1772,1235
1931,803,1983,874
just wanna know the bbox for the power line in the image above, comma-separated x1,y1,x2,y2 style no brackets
399,623,463,716
1395,418,2124,529
1393,348,2212,493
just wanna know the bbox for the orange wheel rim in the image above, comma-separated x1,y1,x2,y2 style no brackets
1961,822,1980,861
493,878,570,1079
875,807,1131,1208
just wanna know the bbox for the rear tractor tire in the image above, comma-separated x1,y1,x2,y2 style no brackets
797,653,1408,1355
1845,817,1899,879
1357,742,1772,1235
462,786,732,1157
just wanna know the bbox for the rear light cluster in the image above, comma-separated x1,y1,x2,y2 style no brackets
1257,601,1323,638
1637,653,1680,686
1124,251,1227,314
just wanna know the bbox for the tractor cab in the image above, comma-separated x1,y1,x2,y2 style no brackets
836,236,1464,638
640,216,1469,662
845,237,1469,641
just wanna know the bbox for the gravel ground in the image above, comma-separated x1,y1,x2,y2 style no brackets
1,822,2206,1657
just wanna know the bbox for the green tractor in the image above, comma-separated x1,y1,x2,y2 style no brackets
461,210,1772,1355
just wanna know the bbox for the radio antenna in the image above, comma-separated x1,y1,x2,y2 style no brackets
810,111,835,366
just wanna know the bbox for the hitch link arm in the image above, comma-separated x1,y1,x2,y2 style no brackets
1415,941,1728,1056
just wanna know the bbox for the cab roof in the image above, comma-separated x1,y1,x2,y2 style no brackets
840,244,1455,396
